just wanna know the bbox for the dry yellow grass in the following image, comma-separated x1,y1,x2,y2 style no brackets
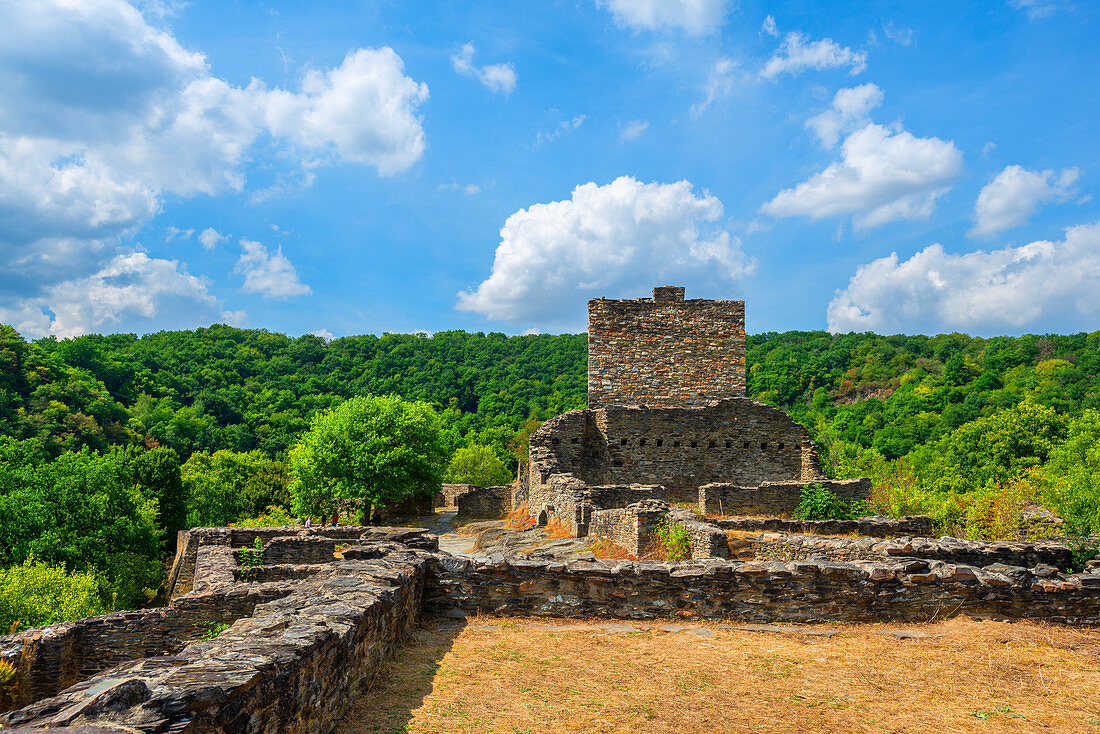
337,615,1100,734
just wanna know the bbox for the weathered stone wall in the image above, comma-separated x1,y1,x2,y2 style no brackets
749,533,1080,570
167,525,370,598
708,515,935,538
699,478,870,516
428,556,1100,625
526,399,828,531
1,547,433,732
667,508,730,559
588,287,746,409
436,483,478,508
0,582,297,710
455,485,512,519
589,500,667,556
258,536,337,565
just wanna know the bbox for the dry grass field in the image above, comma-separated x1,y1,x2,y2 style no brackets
337,615,1100,734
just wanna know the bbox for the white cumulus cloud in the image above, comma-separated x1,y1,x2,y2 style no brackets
450,43,517,95
805,83,884,148
598,0,730,34
456,176,754,328
970,165,1081,238
828,221,1100,335
199,227,228,250
234,239,311,298
762,123,963,230
0,0,427,335
0,251,216,338
761,32,867,79
221,309,249,328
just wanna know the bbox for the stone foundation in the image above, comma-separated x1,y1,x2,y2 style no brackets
698,478,871,516
456,485,513,519
3,521,1096,732
428,556,1100,625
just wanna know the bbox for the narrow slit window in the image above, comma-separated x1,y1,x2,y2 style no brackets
620,438,628,446
778,442,785,450
743,441,750,449
760,442,767,450
656,439,663,447
690,441,698,448
708,440,716,448
639,438,647,446
725,440,732,449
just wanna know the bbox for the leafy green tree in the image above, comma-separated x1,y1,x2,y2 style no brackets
444,444,513,486
182,450,290,528
0,558,106,633
289,395,447,520
1037,410,1100,534
0,441,163,610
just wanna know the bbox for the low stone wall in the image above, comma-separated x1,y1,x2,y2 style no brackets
259,536,337,565
589,501,667,556
456,485,512,519
168,525,369,598
436,483,478,508
708,514,935,538
428,555,1100,625
0,582,296,711
699,478,872,516
750,533,1079,570
1,550,432,732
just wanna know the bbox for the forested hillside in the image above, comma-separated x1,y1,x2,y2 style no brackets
2,323,1099,629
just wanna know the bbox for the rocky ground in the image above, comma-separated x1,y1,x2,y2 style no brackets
420,510,596,560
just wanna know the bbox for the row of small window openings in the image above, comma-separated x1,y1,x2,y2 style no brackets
559,437,785,450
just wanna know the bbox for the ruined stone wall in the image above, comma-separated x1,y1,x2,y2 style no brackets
428,556,1100,625
699,478,870,516
587,287,746,409
455,485,513,519
527,399,825,505
2,545,434,731
667,508,730,559
167,525,370,598
708,515,935,538
589,501,667,556
436,483,478,508
0,582,296,710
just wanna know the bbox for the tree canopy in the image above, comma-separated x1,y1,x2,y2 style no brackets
289,395,447,518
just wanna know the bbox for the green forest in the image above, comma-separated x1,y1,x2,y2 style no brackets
2,323,1099,630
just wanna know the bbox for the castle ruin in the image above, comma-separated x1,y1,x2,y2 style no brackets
523,286,867,539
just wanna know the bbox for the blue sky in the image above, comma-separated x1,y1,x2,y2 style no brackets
1,0,1098,339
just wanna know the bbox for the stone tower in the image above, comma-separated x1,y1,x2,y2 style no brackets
587,286,746,409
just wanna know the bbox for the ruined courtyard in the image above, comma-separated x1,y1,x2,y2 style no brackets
0,288,1098,733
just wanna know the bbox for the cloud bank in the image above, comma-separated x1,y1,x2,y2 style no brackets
827,220,1100,334
457,176,754,328
0,0,427,337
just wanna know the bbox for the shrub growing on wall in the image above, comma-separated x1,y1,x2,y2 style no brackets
793,483,853,521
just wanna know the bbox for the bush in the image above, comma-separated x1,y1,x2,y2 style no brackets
652,515,691,561
444,444,512,487
793,483,854,521
0,558,106,633
234,505,296,527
